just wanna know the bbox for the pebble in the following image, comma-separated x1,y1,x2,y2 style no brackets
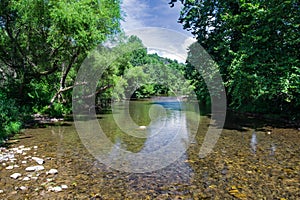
10,173,21,179
19,186,27,191
33,146,38,149
32,157,44,165
51,186,62,192
22,177,30,181
5,165,14,170
21,160,27,164
16,150,23,154
61,185,68,189
0,189,3,193
47,169,58,175
25,165,45,172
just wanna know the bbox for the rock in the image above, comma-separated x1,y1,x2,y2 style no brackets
10,173,21,179
19,186,27,191
22,177,30,181
51,186,62,192
16,150,23,154
19,145,25,149
33,146,38,149
25,165,45,172
61,185,68,189
32,157,44,165
21,161,27,164
0,189,3,193
5,165,14,170
47,169,58,175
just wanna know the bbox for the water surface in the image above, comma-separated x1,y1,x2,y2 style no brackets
0,100,299,199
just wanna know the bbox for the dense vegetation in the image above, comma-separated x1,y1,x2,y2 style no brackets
170,0,299,119
0,0,122,141
1,0,299,141
0,0,189,141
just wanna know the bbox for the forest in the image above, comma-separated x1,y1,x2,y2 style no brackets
0,0,299,142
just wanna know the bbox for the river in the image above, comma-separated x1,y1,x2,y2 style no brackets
0,99,299,199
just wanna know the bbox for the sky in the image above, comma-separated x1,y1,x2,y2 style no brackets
120,0,196,62
121,0,190,35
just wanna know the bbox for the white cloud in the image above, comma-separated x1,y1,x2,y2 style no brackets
121,0,149,30
121,1,196,62
126,28,196,63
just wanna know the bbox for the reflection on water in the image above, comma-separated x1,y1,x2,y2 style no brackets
250,131,257,153
270,143,276,156
103,98,196,172
0,100,299,199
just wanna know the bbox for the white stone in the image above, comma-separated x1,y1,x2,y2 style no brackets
21,161,27,164
47,169,58,175
32,157,44,165
16,150,23,154
13,165,19,168
25,165,44,172
22,177,30,181
10,173,21,179
19,186,27,191
51,186,62,192
31,177,38,180
5,165,14,170
33,146,38,149
61,185,68,189
19,145,25,149
0,189,3,193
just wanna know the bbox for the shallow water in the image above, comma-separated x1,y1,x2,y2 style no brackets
0,100,299,199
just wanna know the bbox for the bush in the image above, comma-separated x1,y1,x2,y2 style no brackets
0,92,22,142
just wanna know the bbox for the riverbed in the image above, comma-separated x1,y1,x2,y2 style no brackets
0,100,299,199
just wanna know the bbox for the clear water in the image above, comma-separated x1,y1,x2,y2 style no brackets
0,100,299,199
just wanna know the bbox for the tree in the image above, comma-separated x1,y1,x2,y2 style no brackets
170,0,300,117
0,0,121,113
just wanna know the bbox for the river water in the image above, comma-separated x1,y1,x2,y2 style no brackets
0,100,299,199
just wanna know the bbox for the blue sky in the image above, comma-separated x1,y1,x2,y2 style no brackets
121,0,195,62
121,0,191,35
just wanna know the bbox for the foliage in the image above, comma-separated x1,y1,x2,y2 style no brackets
0,0,121,115
0,92,21,142
170,0,300,117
